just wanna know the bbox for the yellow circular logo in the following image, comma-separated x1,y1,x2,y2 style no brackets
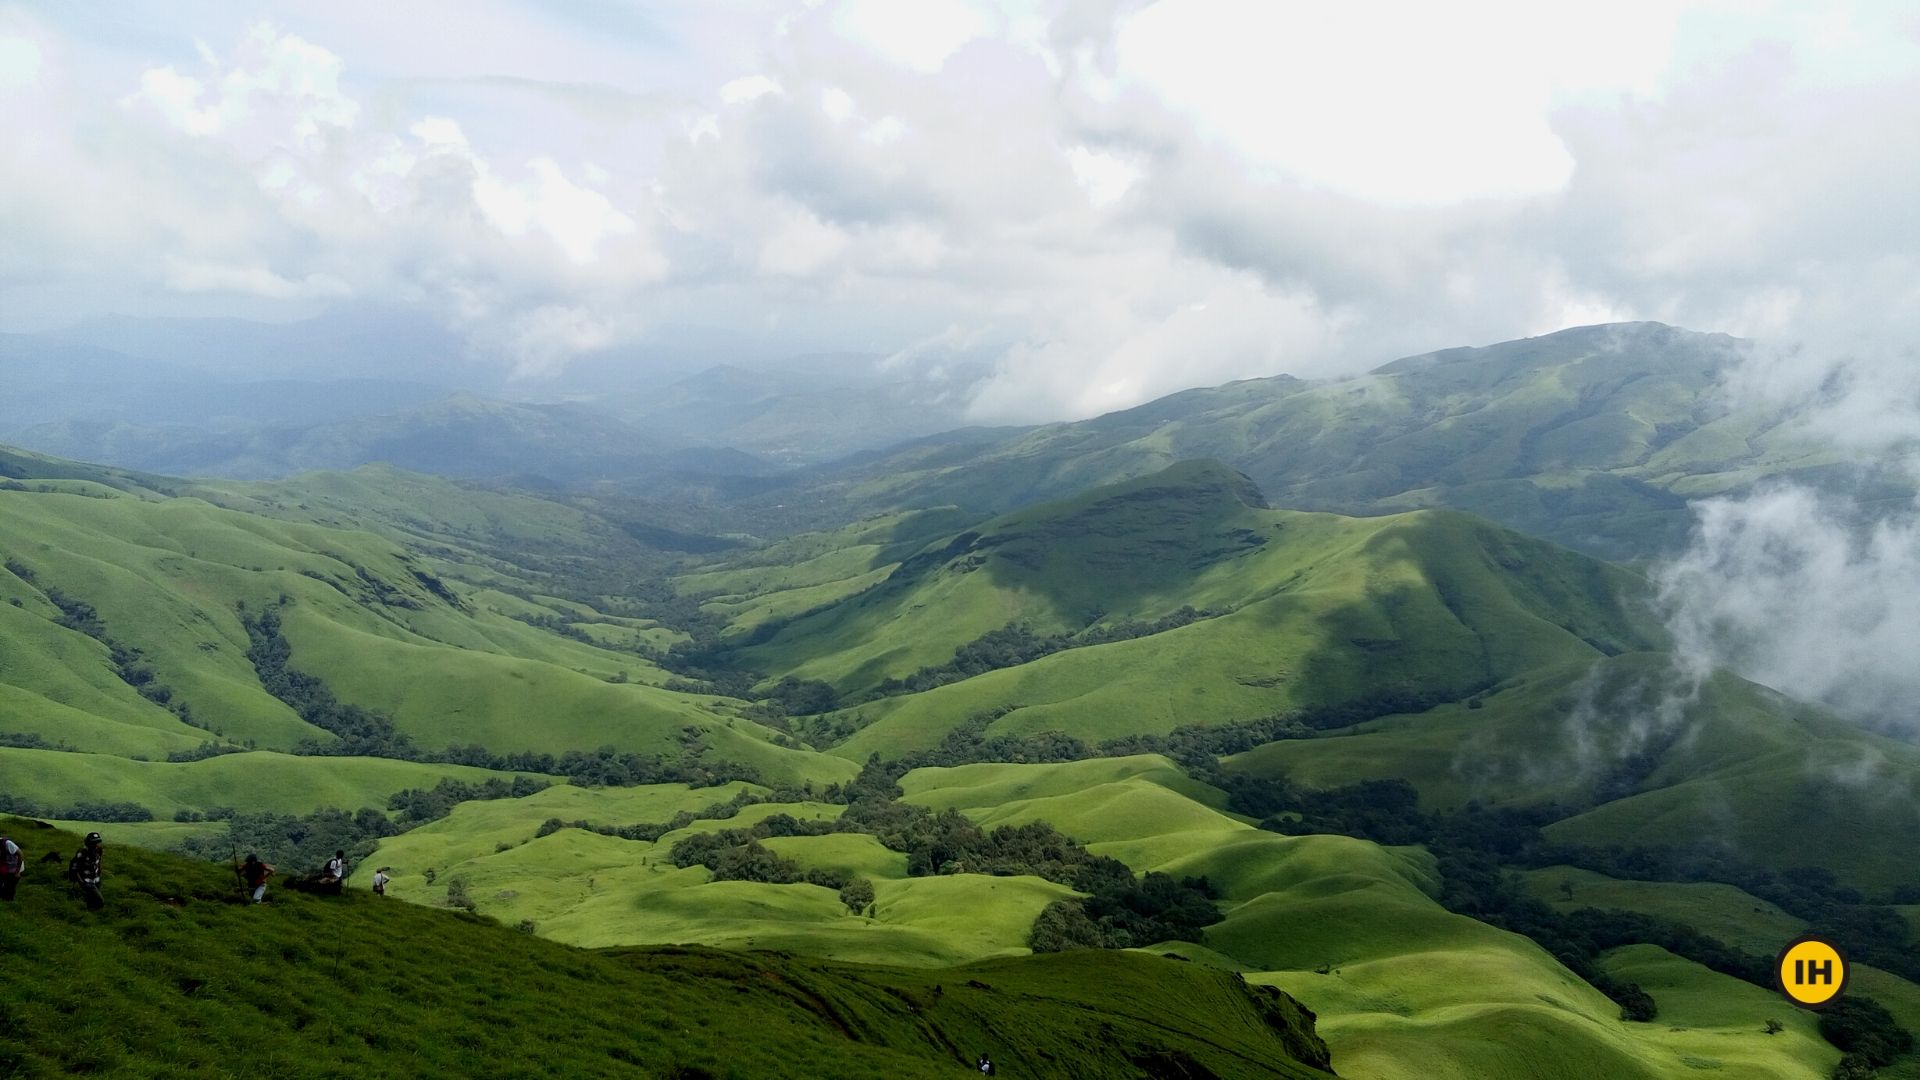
1776,935,1849,1009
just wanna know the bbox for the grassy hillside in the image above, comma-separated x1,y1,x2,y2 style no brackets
703,461,1663,757
0,463,852,780
329,755,1855,1080
4,442,1903,1080
0,817,1334,1080
780,323,1870,561
1231,652,1920,891
675,506,977,640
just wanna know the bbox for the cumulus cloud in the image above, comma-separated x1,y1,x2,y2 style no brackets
2,0,1918,423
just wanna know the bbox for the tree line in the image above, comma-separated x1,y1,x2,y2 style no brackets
1229,768,1915,1071
240,602,760,788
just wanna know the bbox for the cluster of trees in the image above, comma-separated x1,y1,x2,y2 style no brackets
388,775,549,825
1822,998,1915,1076
181,806,399,875
860,610,1221,704
803,701,1329,803
1029,867,1223,952
537,817,675,844
503,611,600,645
167,741,251,762
41,587,203,731
0,794,153,822
242,601,761,787
1230,773,1685,1021
648,757,1222,952
243,605,417,757
1235,767,1919,1046
667,831,849,889
0,731,61,750
804,689,1401,775
532,784,826,845
175,776,547,874
1546,844,1920,985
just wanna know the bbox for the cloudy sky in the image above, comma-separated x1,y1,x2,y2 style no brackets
2,1,1916,422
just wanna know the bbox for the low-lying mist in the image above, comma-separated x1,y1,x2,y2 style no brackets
1655,337,1920,734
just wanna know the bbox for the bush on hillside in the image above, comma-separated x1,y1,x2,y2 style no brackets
1819,998,1915,1067
838,877,875,913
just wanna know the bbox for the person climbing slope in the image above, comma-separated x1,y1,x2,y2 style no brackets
68,832,104,910
0,833,22,901
319,849,347,895
241,853,275,904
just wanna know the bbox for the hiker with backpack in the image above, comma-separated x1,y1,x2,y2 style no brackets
318,849,347,895
68,832,104,910
0,834,22,901
371,866,391,897
241,853,274,904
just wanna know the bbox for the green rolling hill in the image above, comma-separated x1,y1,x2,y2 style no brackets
317,754,1860,1079
696,460,1663,757
783,322,1885,561
0,817,1335,1080
1230,652,1920,892
4,436,1915,1080
0,453,848,820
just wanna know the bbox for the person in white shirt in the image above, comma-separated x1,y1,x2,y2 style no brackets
371,867,391,897
0,835,23,901
319,849,347,895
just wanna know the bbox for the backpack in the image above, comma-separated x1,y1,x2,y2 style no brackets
0,837,20,875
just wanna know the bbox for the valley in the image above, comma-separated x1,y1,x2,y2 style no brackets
4,328,1917,1079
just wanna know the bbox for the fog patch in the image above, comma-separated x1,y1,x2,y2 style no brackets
1656,484,1920,733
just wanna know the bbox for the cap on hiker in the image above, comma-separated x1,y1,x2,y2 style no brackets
84,832,102,846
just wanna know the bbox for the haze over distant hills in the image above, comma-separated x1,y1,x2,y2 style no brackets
1,307,981,479
13,316,1918,573
780,322,1903,562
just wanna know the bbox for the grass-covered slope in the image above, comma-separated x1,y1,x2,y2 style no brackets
898,759,1843,1080
0,460,852,784
0,450,861,827
335,756,1848,1080
713,461,1663,756
1231,652,1920,891
0,818,1334,1080
789,323,1863,561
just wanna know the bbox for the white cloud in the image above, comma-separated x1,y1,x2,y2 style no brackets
719,73,783,104
127,23,357,148
163,257,352,298
757,203,850,277
2,0,1918,426
1108,0,1680,205
820,85,855,123
1659,486,1920,731
1066,145,1139,208
830,0,988,73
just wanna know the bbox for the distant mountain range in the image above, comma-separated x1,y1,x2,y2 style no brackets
12,392,772,484
47,305,493,387
4,418,1916,1080
2,309,978,480
778,322,1901,561
10,315,1911,564
607,361,980,466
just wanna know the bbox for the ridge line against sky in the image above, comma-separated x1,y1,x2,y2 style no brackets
1,1,1917,424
